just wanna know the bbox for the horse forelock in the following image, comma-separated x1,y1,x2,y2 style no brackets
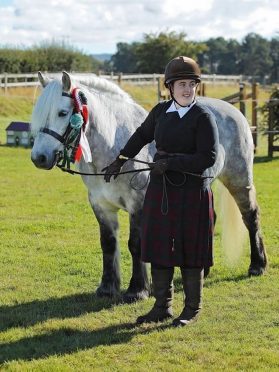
31,80,63,135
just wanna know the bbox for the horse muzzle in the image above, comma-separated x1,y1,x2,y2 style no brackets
31,150,60,170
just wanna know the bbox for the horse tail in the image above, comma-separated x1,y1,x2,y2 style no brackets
216,181,247,265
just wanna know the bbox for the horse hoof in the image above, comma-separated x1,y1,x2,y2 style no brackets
96,284,120,298
123,289,150,303
248,266,265,276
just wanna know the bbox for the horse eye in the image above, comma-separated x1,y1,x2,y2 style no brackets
58,110,68,117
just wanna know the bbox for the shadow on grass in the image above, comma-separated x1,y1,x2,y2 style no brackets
254,155,279,163
173,272,248,290
0,292,123,333
203,273,248,287
0,322,170,363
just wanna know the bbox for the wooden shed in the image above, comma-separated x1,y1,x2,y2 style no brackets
6,122,34,147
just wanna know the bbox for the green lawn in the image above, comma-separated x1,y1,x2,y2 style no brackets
0,86,278,371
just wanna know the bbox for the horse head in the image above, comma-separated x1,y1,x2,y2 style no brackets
31,71,80,170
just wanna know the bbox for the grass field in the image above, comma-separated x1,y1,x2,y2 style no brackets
0,84,278,371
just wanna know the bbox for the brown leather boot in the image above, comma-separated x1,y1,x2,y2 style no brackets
136,266,174,324
172,267,203,327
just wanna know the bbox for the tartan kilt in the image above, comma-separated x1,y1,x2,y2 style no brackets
141,177,214,268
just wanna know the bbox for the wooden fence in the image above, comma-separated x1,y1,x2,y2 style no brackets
1,72,268,153
222,82,259,148
0,72,243,92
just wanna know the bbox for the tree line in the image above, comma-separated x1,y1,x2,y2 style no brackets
0,41,102,74
0,32,278,83
107,32,278,83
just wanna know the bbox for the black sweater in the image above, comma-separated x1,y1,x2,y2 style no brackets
120,100,219,174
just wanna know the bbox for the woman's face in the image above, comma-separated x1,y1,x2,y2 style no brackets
172,79,198,107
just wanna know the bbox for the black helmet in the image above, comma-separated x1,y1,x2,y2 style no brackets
164,56,201,87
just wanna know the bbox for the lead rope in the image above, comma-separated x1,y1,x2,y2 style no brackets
161,172,188,215
56,157,212,215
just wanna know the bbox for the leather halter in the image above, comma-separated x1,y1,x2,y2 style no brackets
40,92,73,144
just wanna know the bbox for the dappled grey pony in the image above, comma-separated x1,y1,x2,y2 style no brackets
31,72,267,302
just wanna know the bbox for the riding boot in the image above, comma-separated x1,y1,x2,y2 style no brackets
172,267,203,327
136,266,174,324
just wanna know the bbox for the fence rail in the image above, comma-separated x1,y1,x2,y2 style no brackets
0,72,244,90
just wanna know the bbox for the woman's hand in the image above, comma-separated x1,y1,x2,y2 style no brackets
102,157,126,182
150,158,169,175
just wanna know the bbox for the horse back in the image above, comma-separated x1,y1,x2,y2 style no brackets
197,97,254,187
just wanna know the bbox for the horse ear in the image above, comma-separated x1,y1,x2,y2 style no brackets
38,71,49,88
62,71,72,92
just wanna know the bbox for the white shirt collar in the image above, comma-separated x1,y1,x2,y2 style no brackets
166,100,196,118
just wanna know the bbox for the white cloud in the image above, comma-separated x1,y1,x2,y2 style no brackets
0,0,278,53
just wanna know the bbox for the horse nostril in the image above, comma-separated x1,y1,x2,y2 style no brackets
38,154,47,166
32,153,48,168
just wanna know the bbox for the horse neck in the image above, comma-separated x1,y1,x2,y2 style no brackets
85,90,139,165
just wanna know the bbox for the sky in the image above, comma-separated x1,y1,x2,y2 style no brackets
0,0,278,55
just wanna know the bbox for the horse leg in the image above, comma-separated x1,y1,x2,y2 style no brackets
92,203,121,298
225,184,267,276
123,210,150,303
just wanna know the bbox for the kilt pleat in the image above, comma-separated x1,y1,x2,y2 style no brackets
141,179,214,267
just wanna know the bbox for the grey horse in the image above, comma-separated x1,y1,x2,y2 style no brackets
31,72,267,302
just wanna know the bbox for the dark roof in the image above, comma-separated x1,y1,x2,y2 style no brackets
6,122,30,132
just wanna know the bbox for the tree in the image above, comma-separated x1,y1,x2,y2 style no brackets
0,41,102,73
270,35,279,83
0,48,23,73
109,31,207,73
201,37,240,74
110,42,139,73
238,33,272,81
135,31,206,73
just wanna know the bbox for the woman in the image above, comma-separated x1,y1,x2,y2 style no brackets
103,56,219,327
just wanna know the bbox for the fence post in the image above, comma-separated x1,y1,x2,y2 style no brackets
252,82,259,148
158,76,170,101
118,72,122,85
157,77,161,102
201,82,206,96
239,82,246,116
268,104,274,157
4,73,8,95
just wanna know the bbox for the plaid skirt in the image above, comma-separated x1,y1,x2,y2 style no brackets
141,176,214,268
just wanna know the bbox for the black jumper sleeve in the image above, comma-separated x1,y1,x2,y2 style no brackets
119,104,161,158
167,112,219,173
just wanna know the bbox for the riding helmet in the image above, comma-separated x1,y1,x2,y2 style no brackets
164,56,201,87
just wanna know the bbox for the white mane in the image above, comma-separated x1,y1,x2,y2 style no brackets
73,74,133,103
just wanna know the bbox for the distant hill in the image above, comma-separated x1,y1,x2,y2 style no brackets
91,53,112,62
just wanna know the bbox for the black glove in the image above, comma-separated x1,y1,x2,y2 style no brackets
150,158,169,175
102,157,127,182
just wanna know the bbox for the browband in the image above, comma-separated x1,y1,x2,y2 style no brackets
62,92,72,98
